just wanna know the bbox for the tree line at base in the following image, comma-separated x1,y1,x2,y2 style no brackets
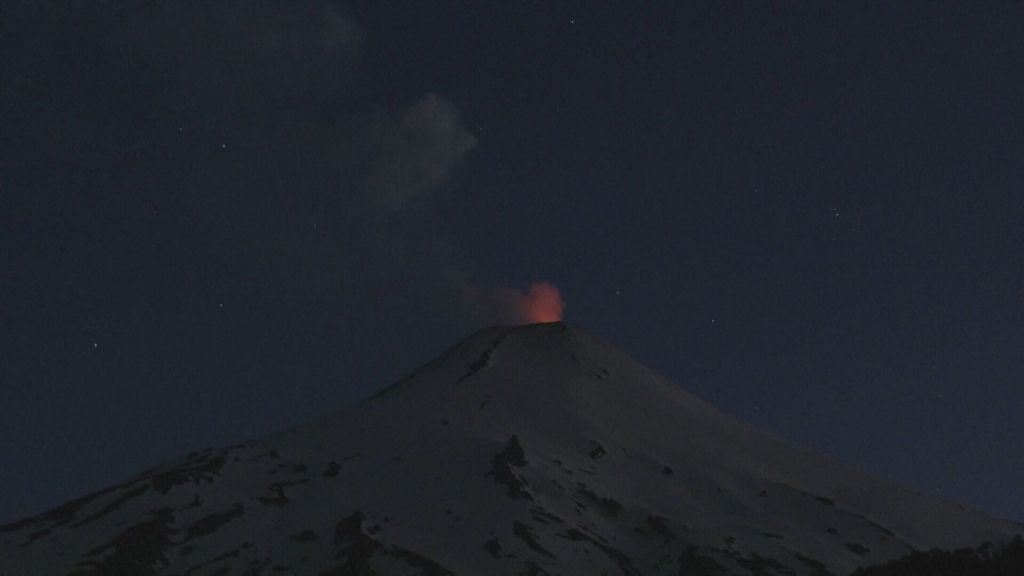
850,536,1024,576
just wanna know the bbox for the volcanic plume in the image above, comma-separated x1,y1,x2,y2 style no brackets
496,282,565,324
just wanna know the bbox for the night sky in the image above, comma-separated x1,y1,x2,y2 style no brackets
2,2,1022,525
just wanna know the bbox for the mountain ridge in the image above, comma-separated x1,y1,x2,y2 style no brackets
2,322,1018,575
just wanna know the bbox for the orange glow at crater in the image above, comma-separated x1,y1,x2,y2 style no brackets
497,282,565,324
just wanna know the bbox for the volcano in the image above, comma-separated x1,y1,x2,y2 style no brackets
1,323,1018,575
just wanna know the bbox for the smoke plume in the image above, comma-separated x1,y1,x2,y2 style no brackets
496,282,565,324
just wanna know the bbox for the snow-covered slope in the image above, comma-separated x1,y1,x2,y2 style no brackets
1,323,1018,575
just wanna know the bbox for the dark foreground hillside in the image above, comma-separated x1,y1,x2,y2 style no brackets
851,536,1024,576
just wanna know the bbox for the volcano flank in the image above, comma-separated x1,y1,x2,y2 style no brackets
1,323,1019,575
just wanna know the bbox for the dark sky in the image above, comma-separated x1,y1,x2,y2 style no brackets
2,2,1022,525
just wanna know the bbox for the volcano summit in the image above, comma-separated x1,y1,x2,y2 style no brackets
1,323,1018,575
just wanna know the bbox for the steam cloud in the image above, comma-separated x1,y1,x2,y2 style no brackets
366,93,478,209
496,282,565,324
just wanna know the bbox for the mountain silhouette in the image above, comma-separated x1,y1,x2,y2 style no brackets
2,323,1018,575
